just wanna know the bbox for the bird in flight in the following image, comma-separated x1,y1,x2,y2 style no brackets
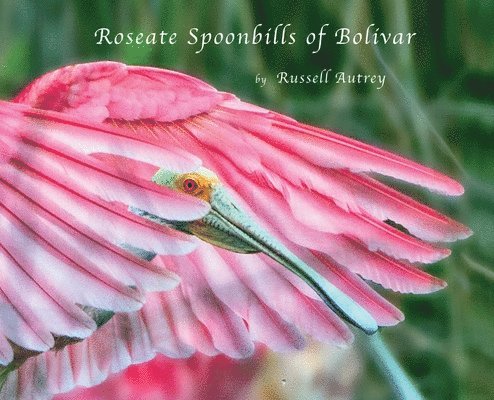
0,62,470,398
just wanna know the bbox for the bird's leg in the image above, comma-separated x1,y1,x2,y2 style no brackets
362,332,424,400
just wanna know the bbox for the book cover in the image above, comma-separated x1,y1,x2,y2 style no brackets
0,1,491,399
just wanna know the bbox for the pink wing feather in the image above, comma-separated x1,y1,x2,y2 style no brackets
0,64,215,364
0,61,470,397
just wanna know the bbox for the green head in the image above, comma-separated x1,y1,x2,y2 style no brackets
152,167,257,253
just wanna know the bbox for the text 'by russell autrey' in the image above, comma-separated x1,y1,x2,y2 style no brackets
255,69,386,90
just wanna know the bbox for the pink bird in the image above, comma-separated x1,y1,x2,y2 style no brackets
0,62,469,398
53,351,264,400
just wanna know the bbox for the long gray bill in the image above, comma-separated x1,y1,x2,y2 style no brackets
208,189,378,335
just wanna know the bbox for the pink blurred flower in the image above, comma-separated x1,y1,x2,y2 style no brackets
55,351,264,400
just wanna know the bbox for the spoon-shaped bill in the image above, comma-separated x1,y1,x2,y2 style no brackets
202,187,378,335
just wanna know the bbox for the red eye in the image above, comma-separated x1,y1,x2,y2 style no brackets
183,178,199,193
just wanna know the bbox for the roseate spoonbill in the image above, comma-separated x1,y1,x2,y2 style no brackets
0,62,469,398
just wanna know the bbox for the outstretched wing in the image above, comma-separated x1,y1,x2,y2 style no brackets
1,61,469,397
0,86,212,363
0,251,372,400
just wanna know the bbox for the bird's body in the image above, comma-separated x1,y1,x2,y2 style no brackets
0,62,469,399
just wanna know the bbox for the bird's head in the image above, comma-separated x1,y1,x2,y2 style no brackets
150,167,259,253
144,167,378,335
153,167,221,203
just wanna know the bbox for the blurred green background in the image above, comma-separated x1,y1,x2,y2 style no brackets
1,1,493,399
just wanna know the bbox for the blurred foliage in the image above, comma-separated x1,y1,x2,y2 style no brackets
0,0,493,399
